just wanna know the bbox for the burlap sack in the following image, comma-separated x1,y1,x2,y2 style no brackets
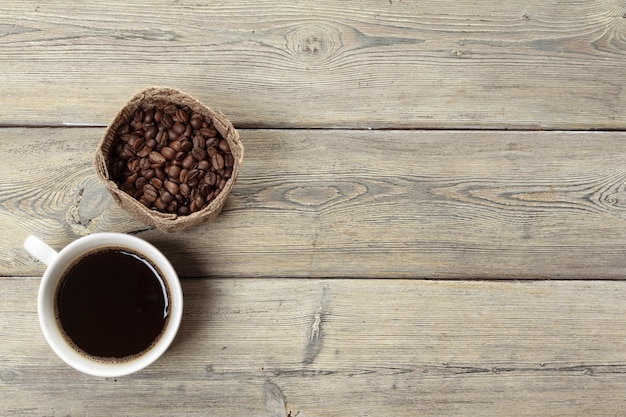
94,87,244,233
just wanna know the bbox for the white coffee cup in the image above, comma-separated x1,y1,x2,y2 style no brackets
24,233,183,378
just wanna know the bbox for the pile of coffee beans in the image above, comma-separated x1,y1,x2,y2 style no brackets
108,103,234,215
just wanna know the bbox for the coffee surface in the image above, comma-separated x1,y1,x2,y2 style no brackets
56,248,169,360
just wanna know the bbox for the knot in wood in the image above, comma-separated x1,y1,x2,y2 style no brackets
286,22,342,63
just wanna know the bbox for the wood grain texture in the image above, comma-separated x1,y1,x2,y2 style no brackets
0,0,625,129
2,278,626,416
5,127,626,279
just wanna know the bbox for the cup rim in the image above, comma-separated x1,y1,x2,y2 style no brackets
37,232,183,377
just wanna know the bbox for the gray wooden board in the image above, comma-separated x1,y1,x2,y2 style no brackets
2,278,626,416
4,128,626,279
0,0,625,129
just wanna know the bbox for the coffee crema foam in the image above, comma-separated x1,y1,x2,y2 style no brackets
54,246,171,364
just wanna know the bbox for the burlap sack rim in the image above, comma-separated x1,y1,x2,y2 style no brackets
95,87,244,233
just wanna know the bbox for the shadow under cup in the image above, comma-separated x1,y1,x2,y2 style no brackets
35,233,183,377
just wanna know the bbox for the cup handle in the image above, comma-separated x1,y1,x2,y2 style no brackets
24,235,59,266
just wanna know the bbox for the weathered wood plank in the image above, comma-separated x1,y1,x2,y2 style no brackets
0,1,625,129
2,278,626,416
5,128,626,279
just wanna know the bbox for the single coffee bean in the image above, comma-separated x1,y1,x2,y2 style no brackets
173,122,186,136
179,168,189,183
218,139,231,154
144,108,155,124
163,104,177,115
225,154,234,168
127,158,140,173
143,185,158,203
161,191,174,203
197,159,210,171
160,146,176,160
137,146,151,158
182,155,195,169
135,176,148,190
190,115,203,130
167,128,179,141
166,165,181,179
211,153,225,171
149,151,166,165
154,108,163,123
144,125,158,140
180,139,193,153
193,135,205,149
179,183,191,196
174,109,189,124
141,168,155,180
150,177,163,190
154,198,168,212
191,147,206,161
139,157,151,170
124,172,139,186
169,140,182,152
161,113,173,129
155,168,166,181
165,180,179,195
145,138,157,149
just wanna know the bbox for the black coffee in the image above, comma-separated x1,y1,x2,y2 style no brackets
55,247,170,361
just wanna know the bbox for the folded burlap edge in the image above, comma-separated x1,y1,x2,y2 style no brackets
94,87,244,233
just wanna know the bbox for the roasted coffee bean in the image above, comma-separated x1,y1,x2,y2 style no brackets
191,147,206,161
163,104,178,115
188,169,201,182
204,172,217,186
165,165,181,179
224,154,234,168
161,113,173,129
218,139,231,154
137,146,151,158
197,159,210,171
169,140,182,152
173,122,186,136
179,182,191,196
149,151,166,165
161,191,174,203
182,154,195,169
135,176,148,190
145,138,157,149
167,128,179,141
155,130,168,146
193,135,205,149
155,168,166,181
211,152,225,171
174,109,189,124
154,197,168,212
127,158,140,173
143,185,158,203
144,125,158,140
164,180,179,195
190,115,203,130
144,108,155,124
150,177,163,190
180,139,193,153
161,146,176,160
140,157,151,170
141,168,155,180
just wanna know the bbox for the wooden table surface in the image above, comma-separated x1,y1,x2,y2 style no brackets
2,1,626,415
